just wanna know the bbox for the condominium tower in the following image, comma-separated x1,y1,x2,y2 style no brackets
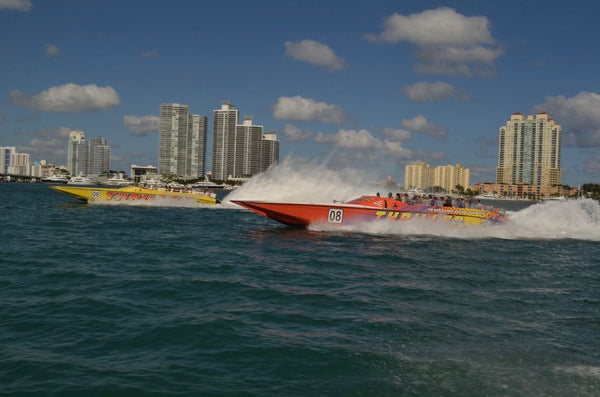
496,112,561,186
159,103,207,178
405,163,470,193
67,131,110,176
212,101,279,181
67,130,88,176
261,132,280,172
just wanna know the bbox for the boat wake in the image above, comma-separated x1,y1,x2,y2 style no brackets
87,200,216,209
222,157,600,241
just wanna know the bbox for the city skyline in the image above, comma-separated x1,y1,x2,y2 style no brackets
2,1,600,186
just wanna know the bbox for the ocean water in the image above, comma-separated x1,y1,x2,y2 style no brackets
2,164,600,396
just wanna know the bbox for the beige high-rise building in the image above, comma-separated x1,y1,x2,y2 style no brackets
496,112,561,186
434,164,470,193
405,163,470,193
404,162,434,190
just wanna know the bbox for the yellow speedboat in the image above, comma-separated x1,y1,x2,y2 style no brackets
50,185,219,206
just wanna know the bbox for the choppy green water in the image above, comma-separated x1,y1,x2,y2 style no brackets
1,183,599,396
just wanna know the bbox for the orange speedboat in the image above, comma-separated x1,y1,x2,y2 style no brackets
231,196,508,227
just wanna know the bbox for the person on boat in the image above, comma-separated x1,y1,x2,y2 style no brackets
388,192,393,199
444,196,453,207
376,192,381,197
474,199,483,209
395,193,402,201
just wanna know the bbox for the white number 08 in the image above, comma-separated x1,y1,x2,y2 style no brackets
327,209,343,223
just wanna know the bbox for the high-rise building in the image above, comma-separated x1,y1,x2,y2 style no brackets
235,116,263,177
211,101,280,181
89,137,110,175
159,103,207,178
67,130,88,176
404,162,434,190
0,146,16,174
0,147,32,176
434,164,470,193
496,112,562,186
211,101,239,181
404,163,470,193
66,131,110,176
261,132,279,172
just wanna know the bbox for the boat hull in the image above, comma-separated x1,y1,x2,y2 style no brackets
51,185,219,206
232,196,507,227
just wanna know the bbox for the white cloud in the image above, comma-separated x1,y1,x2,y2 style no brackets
18,126,72,164
402,115,447,139
123,115,159,136
140,50,158,59
383,139,413,159
533,91,600,147
284,39,347,70
366,7,503,77
380,127,411,141
0,0,32,11
8,83,121,112
403,81,470,102
315,129,384,150
273,95,347,124
314,128,416,160
280,123,313,142
45,43,60,58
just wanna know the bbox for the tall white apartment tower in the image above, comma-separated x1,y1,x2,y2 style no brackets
234,116,263,177
261,133,280,172
212,101,239,181
0,146,16,174
89,137,111,175
67,130,88,176
159,103,207,178
496,112,562,186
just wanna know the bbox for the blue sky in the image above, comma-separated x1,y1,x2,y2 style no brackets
1,0,600,186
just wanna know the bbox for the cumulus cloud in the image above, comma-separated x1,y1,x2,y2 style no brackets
284,39,347,70
383,139,413,159
314,128,415,159
273,95,348,124
280,123,313,142
8,83,121,112
140,50,158,59
402,115,447,139
0,0,32,11
380,127,411,141
366,7,503,77
123,115,159,136
45,43,60,58
403,81,470,102
533,92,600,147
315,129,384,150
18,126,72,164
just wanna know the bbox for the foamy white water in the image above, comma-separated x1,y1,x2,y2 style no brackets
223,156,376,205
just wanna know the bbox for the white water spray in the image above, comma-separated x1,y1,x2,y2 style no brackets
223,156,379,205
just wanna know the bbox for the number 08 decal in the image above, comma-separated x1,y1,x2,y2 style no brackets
328,208,343,223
